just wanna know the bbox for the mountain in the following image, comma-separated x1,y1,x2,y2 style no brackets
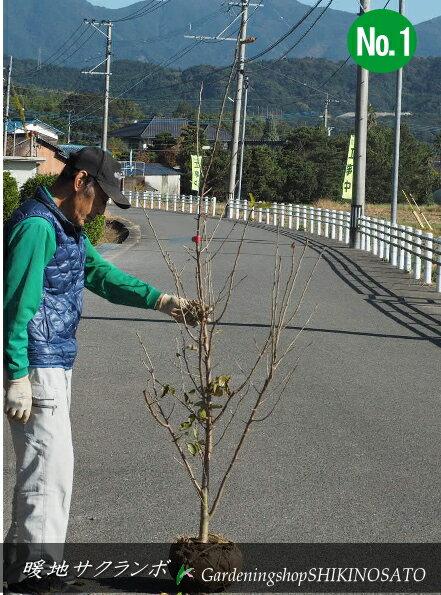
4,0,440,70
414,16,441,57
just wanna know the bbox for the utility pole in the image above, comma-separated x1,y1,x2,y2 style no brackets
350,0,370,249
82,19,112,151
227,0,249,204
236,75,249,201
390,0,405,266
67,111,72,144
3,55,12,155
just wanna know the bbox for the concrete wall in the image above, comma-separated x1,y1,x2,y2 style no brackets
144,174,180,195
3,158,44,188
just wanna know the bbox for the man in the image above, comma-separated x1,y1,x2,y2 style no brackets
4,147,202,594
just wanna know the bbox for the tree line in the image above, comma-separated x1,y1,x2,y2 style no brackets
144,123,440,205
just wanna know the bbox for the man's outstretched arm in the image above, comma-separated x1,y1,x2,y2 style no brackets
84,238,203,326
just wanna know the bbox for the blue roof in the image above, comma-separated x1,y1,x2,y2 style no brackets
57,144,88,158
7,117,64,135
141,163,181,176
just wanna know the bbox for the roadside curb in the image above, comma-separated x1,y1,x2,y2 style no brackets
96,216,141,263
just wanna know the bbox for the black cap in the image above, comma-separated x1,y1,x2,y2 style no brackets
66,146,131,209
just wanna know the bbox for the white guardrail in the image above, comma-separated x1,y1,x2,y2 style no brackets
226,199,441,294
115,193,440,293
120,190,217,216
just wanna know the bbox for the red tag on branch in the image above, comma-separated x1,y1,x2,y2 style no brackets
192,236,201,243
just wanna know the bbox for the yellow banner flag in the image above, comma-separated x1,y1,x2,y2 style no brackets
342,135,355,200
191,155,202,192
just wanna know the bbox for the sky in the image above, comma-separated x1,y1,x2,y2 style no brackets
92,0,441,25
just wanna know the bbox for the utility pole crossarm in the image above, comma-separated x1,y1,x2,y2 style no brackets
184,35,237,41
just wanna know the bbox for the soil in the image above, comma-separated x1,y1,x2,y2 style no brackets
168,534,243,594
98,215,129,245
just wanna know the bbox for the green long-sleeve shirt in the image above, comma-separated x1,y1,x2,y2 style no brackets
4,195,162,379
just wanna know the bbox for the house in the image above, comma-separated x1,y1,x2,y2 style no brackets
120,161,181,195
111,116,231,150
111,117,188,150
6,118,64,151
5,118,69,178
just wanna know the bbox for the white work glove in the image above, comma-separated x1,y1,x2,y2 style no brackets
4,375,33,424
155,293,209,327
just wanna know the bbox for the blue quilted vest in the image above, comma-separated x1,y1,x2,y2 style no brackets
5,186,86,369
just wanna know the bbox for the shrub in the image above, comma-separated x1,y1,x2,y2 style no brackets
84,215,105,245
20,174,58,202
3,171,20,222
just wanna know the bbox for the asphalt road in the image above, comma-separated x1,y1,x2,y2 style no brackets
4,206,441,549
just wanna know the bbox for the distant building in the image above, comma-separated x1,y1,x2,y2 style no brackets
111,116,231,150
120,161,181,195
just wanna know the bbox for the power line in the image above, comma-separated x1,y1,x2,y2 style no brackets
16,23,85,77
278,0,333,60
245,0,324,63
112,0,172,23
19,26,96,78
72,5,247,123
317,0,393,89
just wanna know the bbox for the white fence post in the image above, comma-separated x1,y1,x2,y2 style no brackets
360,217,366,251
173,194,177,211
212,197,216,217
344,213,350,245
280,203,285,227
338,212,343,242
413,229,422,280
324,209,329,237
189,196,193,214
266,207,270,225
135,192,139,208
378,220,385,260
272,203,277,226
365,218,371,252
302,205,307,231
243,200,248,221
288,203,293,229
258,207,263,223
165,195,169,211
330,210,337,240
309,206,314,234
317,208,322,236
398,225,406,270
295,205,300,230
404,226,413,272
181,195,185,212
236,199,240,219
390,223,398,267
383,221,390,262
424,233,433,285
372,219,379,256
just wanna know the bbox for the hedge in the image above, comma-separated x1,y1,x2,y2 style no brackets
3,171,20,222
83,215,106,245
20,174,58,203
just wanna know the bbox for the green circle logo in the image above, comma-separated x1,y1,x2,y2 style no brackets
347,9,417,73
